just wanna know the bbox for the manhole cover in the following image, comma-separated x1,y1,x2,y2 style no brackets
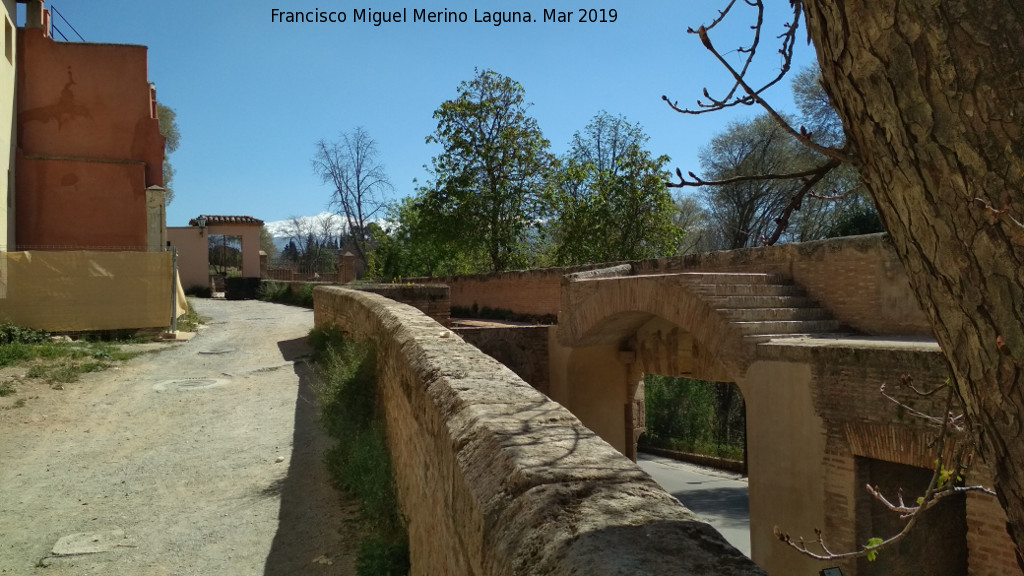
153,378,227,392
198,348,235,355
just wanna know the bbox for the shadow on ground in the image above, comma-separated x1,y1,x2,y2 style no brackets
263,336,358,575
670,485,750,526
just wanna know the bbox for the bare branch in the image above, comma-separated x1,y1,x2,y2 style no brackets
664,1,799,115
667,160,838,189
760,158,840,245
777,380,994,563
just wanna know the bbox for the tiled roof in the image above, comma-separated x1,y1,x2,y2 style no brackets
189,215,265,226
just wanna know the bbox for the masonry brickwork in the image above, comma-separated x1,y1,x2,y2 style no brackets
412,234,932,338
758,342,1020,576
455,326,551,396
313,286,763,576
350,233,1015,575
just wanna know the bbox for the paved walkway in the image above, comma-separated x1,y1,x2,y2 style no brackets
638,453,751,557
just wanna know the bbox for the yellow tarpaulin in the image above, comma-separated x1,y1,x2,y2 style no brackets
0,251,181,332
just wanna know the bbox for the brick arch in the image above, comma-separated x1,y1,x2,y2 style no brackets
559,274,760,381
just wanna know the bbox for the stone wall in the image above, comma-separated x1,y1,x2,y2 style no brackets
350,283,451,327
455,326,551,396
313,286,764,576
269,281,451,326
411,234,931,337
409,263,617,318
634,234,931,336
757,341,1020,576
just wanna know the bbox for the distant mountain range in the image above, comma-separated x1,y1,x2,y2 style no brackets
263,212,345,239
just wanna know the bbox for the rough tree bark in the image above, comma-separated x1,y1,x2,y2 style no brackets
801,0,1024,562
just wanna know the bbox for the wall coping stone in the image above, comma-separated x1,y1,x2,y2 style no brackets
314,286,764,575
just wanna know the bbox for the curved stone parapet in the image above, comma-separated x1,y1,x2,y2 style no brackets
314,286,764,576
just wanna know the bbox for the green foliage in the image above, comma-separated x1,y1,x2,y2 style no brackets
157,103,180,206
865,537,884,562
641,375,746,460
257,281,315,308
417,68,556,273
259,225,278,260
0,336,138,386
357,532,411,576
367,197,488,280
449,304,556,325
176,299,207,332
545,112,681,265
0,381,15,397
184,285,213,298
0,324,49,345
309,327,408,575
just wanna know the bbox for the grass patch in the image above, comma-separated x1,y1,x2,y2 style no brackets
0,381,15,396
259,280,315,308
0,324,141,387
310,325,409,576
177,298,207,332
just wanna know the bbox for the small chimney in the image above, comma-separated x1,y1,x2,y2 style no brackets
24,0,51,38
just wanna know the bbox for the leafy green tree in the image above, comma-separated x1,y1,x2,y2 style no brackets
281,240,299,263
157,104,180,206
417,69,555,273
368,197,487,280
258,225,277,260
546,112,680,265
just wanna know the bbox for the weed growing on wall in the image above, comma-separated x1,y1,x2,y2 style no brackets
309,326,410,576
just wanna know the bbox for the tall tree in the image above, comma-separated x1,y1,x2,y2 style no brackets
674,0,1024,561
312,127,392,268
419,68,555,273
258,225,277,260
803,2,1024,560
547,112,680,264
157,104,180,206
368,197,488,280
698,114,808,249
687,65,878,250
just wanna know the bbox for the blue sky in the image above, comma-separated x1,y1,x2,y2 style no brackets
40,1,817,228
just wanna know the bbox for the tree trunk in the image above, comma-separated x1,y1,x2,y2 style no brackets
802,0,1024,562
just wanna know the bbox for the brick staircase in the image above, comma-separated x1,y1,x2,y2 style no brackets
679,272,844,342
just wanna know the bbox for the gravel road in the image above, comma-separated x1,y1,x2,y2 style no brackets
0,299,358,575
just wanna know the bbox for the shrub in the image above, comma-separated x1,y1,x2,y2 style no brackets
0,324,49,345
258,281,315,309
310,327,409,575
184,285,213,298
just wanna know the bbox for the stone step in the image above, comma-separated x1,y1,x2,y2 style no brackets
732,319,841,335
718,307,832,322
677,272,788,285
706,295,817,309
690,283,805,297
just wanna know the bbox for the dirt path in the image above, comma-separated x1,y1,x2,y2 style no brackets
0,299,358,575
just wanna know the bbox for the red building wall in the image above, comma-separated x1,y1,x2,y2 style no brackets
14,24,164,250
